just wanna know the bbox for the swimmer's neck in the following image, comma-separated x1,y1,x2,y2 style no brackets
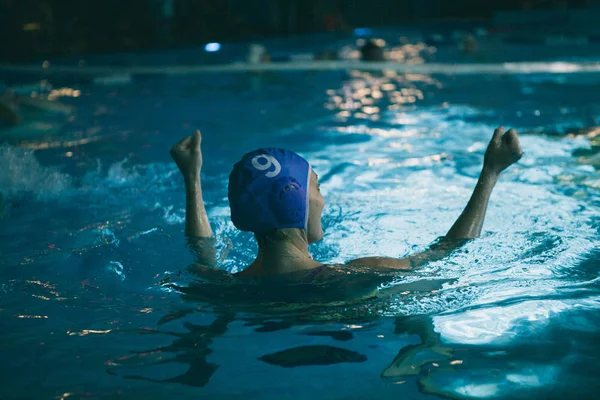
238,238,321,277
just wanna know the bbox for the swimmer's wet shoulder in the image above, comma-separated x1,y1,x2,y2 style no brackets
171,126,523,283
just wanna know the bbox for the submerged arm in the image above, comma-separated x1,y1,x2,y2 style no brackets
171,130,216,268
348,127,523,270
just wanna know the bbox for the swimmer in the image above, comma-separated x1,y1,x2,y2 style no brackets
0,86,73,127
247,44,271,65
460,34,479,54
360,39,385,62
170,127,522,277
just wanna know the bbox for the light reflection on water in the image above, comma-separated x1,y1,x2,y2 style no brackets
0,69,598,399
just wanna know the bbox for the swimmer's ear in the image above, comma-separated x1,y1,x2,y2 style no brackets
192,130,202,151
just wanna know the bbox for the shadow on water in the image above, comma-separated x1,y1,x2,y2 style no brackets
413,311,600,400
104,303,381,388
106,312,234,387
101,260,465,392
97,244,600,399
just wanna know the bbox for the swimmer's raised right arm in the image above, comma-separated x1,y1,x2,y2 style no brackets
348,126,523,270
170,130,217,268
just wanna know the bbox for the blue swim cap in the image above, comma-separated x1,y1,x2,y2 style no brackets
228,148,311,234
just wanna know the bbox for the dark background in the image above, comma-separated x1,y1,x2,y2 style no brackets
0,0,595,62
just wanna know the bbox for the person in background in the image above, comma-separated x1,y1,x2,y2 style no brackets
0,84,73,127
169,126,522,278
460,34,479,54
360,39,385,61
247,44,271,64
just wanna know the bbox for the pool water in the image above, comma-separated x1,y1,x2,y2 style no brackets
0,55,599,398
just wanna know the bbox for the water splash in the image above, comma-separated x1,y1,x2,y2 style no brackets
107,261,126,280
0,144,71,199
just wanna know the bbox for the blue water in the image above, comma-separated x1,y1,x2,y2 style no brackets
1,41,599,399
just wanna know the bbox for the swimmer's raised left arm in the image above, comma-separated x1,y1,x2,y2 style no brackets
348,126,523,270
170,130,217,268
